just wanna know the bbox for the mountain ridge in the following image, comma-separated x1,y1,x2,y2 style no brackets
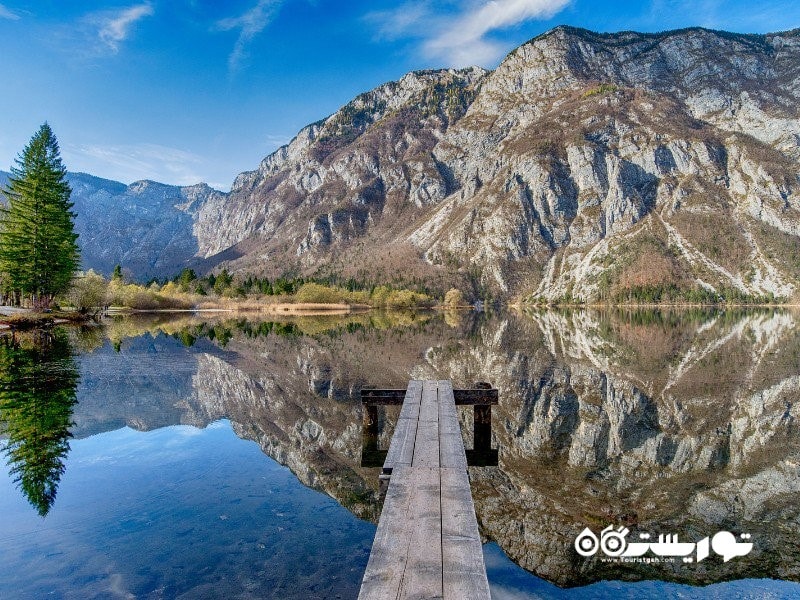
5,25,800,302
198,24,800,302
0,170,225,278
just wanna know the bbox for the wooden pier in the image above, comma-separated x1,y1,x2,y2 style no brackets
358,380,497,600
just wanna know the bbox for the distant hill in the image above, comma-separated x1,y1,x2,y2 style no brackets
179,26,800,302
0,170,224,279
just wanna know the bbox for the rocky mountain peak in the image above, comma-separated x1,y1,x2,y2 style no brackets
230,66,487,195
53,26,800,304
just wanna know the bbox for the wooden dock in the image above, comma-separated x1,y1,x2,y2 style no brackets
358,380,497,600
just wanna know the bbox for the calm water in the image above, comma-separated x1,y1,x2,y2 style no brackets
1,310,799,599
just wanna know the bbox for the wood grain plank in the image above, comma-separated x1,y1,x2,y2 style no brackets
396,466,443,600
441,467,490,600
452,389,499,405
438,381,467,471
361,389,407,405
411,380,440,468
383,380,423,472
363,387,497,406
358,466,415,600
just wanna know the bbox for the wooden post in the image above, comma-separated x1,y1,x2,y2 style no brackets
361,403,388,469
467,381,497,467
473,381,492,452
362,404,379,451
473,404,491,452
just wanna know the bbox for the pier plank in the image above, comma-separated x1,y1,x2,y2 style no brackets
358,466,416,600
441,467,490,599
359,379,492,600
452,389,499,405
396,467,443,599
383,380,422,472
438,381,467,471
411,380,440,468
361,387,497,406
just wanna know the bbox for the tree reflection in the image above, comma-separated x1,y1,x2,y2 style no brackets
0,329,79,516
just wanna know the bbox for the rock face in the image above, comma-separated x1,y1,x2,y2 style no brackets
66,173,225,278
6,26,800,298
420,309,800,585
0,171,225,279
184,26,800,302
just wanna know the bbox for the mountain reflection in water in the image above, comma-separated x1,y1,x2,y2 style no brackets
0,309,798,597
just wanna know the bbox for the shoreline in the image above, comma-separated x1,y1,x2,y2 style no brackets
108,302,375,316
0,311,95,331
516,302,799,309
1,300,796,330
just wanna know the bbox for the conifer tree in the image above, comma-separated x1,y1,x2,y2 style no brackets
0,123,80,307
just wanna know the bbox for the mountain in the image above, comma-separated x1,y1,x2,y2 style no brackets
0,171,223,278
6,26,800,299
185,26,800,302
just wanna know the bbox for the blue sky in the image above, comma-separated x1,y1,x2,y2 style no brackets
1,1,798,191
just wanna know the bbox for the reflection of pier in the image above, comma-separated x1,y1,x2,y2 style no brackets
358,380,497,600
361,381,499,471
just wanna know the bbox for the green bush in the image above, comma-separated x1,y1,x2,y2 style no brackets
443,288,466,307
294,283,345,304
64,270,108,312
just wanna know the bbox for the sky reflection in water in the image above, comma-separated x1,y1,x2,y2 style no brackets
1,312,799,598
1,416,794,599
0,419,373,599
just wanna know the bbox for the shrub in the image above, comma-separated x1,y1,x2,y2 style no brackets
443,288,466,307
385,289,434,309
370,285,392,306
294,282,345,304
107,280,192,310
64,270,108,312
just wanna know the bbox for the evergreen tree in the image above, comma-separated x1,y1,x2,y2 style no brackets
0,123,80,307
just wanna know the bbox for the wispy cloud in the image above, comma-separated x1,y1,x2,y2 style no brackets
367,0,571,67
96,3,154,53
217,0,283,73
366,1,433,41
64,142,226,190
0,3,20,20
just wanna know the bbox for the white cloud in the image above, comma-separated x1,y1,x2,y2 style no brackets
0,3,20,20
64,142,226,190
97,3,154,52
217,0,283,73
365,1,434,41
367,0,571,67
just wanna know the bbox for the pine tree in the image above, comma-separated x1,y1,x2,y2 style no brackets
0,123,80,307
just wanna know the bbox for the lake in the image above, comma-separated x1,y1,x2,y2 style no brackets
1,309,799,599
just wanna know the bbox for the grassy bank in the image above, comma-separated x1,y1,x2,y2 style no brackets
60,271,438,314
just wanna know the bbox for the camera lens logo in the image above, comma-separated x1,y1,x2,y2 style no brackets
600,526,629,557
574,527,599,557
